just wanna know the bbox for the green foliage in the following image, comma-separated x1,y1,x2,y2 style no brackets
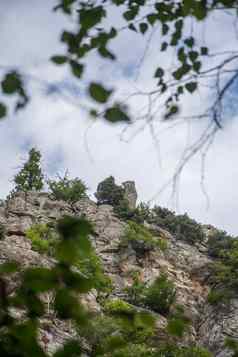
0,215,94,356
156,344,212,357
225,337,238,357
25,223,58,255
124,272,146,306
150,206,205,244
132,202,152,224
13,148,44,193
207,229,234,258
75,249,113,293
207,289,232,306
95,176,125,206
0,224,6,240
166,305,190,338
121,221,167,256
48,172,87,203
144,274,176,316
208,236,238,305
104,298,156,346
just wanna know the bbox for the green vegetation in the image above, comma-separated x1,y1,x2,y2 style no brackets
120,221,167,256
148,206,205,244
75,250,112,294
207,232,238,305
48,172,87,203
125,272,176,317
13,148,44,193
95,176,125,206
0,215,94,357
166,305,190,338
25,223,58,254
225,337,238,357
124,272,146,306
144,274,176,316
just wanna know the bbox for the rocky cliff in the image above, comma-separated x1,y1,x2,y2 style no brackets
0,192,237,356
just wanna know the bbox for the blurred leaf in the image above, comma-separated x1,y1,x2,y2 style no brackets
184,37,194,48
1,72,22,95
104,106,130,123
89,83,112,103
0,103,7,119
147,13,158,25
154,67,164,78
139,22,148,34
0,261,19,274
53,340,82,357
193,60,202,73
22,268,58,293
162,23,169,35
51,56,68,65
185,81,197,93
188,50,199,62
69,60,84,78
201,46,208,55
161,42,168,51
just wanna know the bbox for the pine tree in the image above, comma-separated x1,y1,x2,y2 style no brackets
13,148,44,192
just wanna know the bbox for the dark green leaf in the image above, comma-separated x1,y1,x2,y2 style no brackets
53,340,81,357
193,61,201,73
147,13,158,26
188,50,199,62
51,56,68,65
139,22,148,34
69,60,84,78
161,42,168,51
104,106,130,123
185,81,197,93
1,72,22,95
0,102,7,119
79,6,106,31
201,46,208,55
162,23,169,35
184,37,194,48
154,67,164,78
89,83,112,103
128,23,137,32
22,268,58,293
178,47,186,63
98,46,116,60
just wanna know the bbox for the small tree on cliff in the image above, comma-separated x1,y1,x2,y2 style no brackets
95,176,124,206
13,148,44,193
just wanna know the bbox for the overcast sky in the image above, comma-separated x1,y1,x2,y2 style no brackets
1,1,238,235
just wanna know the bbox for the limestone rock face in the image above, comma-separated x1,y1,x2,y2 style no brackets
0,191,237,356
122,181,137,210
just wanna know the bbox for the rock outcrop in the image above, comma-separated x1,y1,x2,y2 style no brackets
122,181,137,210
0,191,237,356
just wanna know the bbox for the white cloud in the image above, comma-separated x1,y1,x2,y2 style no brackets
0,1,238,235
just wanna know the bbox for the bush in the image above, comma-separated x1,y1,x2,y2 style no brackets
75,250,112,293
151,206,205,244
124,272,146,306
48,172,87,203
207,229,234,258
166,305,190,338
95,176,125,206
145,274,176,316
121,221,167,256
25,223,58,254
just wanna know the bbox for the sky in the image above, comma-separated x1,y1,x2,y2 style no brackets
1,0,238,235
